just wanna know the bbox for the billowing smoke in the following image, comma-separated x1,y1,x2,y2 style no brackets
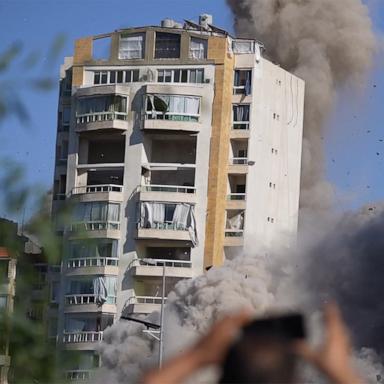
97,1,381,383
227,0,376,216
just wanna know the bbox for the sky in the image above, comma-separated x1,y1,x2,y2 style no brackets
0,0,383,220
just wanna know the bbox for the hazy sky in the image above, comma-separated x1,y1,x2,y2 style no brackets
0,0,383,219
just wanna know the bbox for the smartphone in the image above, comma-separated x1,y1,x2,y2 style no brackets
243,313,306,340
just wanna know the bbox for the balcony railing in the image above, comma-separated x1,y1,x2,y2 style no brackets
65,370,91,381
63,331,103,343
230,158,248,165
129,258,192,269
232,122,250,130
140,184,196,194
72,184,123,195
66,257,119,269
127,296,167,305
145,111,199,122
137,222,188,231
227,193,246,201
76,112,127,124
65,294,116,305
70,221,120,231
225,230,244,237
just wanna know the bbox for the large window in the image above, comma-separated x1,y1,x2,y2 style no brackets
76,95,127,123
155,32,181,59
94,70,139,85
157,68,204,84
189,37,207,59
68,239,118,259
118,33,145,59
72,202,120,231
234,70,252,95
146,94,200,122
233,105,250,130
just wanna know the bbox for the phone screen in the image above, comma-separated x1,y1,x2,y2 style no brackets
243,313,306,340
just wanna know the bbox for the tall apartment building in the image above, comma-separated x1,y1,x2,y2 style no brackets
52,15,304,380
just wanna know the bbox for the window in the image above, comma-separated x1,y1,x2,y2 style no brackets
234,70,252,95
157,68,204,84
68,239,118,259
146,94,200,122
158,69,172,83
190,37,207,59
51,281,60,303
93,70,139,85
63,107,71,125
233,105,250,130
93,37,111,61
155,32,181,59
119,33,145,59
233,40,255,54
73,202,120,224
76,95,127,121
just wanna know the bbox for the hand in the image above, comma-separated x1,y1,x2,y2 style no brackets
192,310,252,366
293,302,362,384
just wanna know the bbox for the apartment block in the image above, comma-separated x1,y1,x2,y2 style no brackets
52,14,304,380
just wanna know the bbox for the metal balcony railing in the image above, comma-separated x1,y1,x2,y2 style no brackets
76,111,127,124
128,258,192,269
225,229,244,237
127,296,167,305
140,184,196,194
145,111,199,122
65,294,117,305
232,122,250,130
230,158,248,165
66,257,119,269
65,370,91,381
63,331,103,344
227,193,246,201
70,221,120,231
137,221,188,231
72,184,123,195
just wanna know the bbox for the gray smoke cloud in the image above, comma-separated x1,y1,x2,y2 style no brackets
96,1,382,382
98,207,384,383
227,0,376,216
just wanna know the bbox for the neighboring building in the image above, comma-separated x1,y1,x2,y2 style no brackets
52,15,304,379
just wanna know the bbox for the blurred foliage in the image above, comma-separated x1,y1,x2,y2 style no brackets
0,34,84,383
0,34,66,124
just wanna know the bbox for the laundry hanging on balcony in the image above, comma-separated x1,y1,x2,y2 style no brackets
93,277,108,306
140,202,198,246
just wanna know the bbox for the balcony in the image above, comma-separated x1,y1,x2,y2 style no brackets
226,193,247,210
76,112,128,132
228,158,248,174
69,221,121,240
125,296,166,314
65,370,91,382
139,184,196,204
137,222,192,242
70,184,123,203
63,331,103,344
64,294,117,314
129,258,193,278
65,257,119,277
143,112,201,133
224,230,244,246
